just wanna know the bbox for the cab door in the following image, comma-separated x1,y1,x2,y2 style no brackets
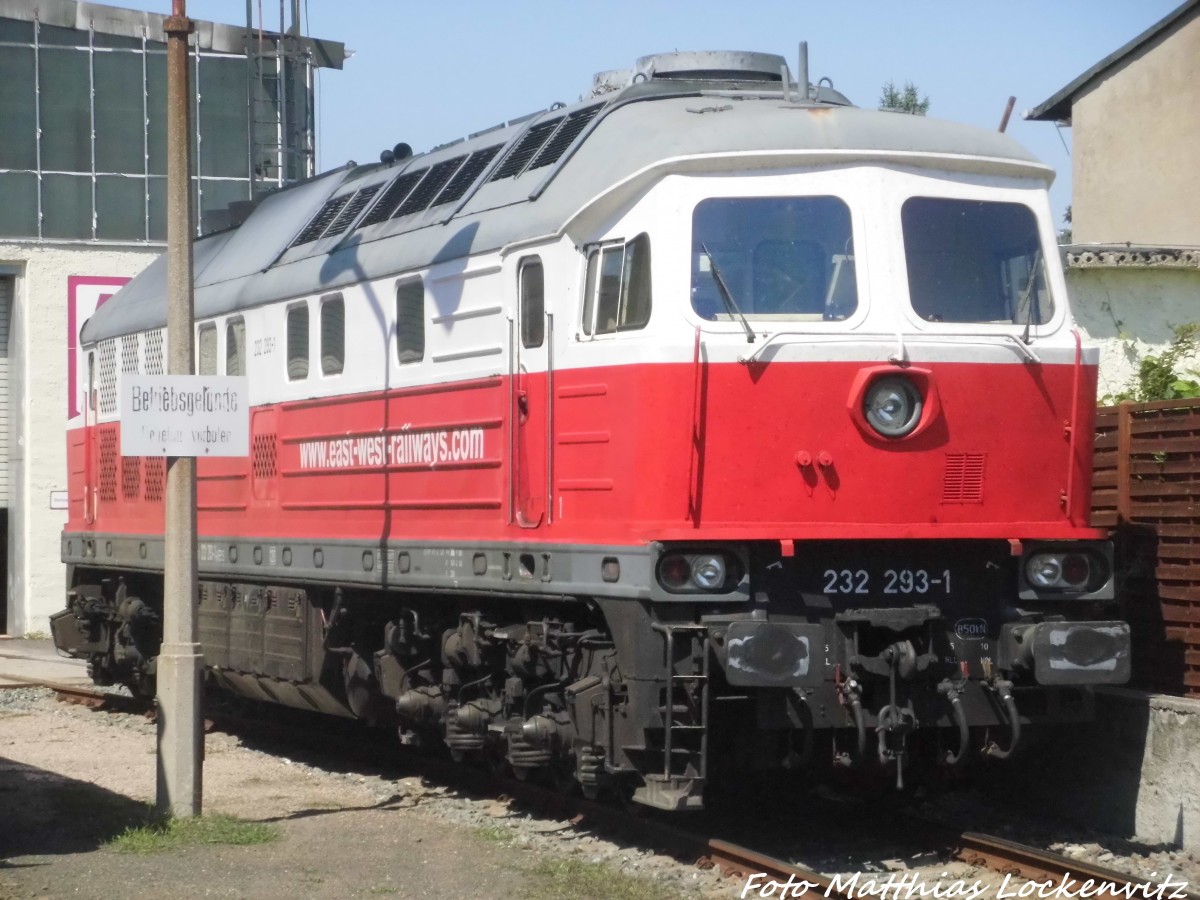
513,256,549,528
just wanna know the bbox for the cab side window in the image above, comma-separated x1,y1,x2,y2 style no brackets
582,233,651,336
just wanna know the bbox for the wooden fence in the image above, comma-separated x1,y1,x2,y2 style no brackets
1093,398,1200,696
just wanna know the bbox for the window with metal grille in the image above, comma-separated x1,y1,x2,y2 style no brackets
395,157,464,217
197,323,217,375
286,304,309,380
582,234,652,336
359,169,426,228
490,117,562,181
99,427,118,502
122,457,140,501
396,279,424,365
290,193,353,247
320,293,345,375
120,334,139,377
529,105,602,170
98,339,118,414
437,145,501,205
520,257,545,349
144,457,165,503
253,433,278,480
322,184,381,239
226,318,245,375
143,329,164,374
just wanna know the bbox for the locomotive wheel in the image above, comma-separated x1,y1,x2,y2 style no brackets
548,757,578,795
125,675,157,701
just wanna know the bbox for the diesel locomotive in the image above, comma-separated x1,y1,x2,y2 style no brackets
52,50,1130,810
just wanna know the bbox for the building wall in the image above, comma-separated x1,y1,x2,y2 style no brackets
1068,265,1200,401
0,13,317,241
1071,10,1200,245
1,243,158,634
998,689,1200,852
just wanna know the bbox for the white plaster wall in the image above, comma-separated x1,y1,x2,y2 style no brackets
1072,11,1200,245
1067,266,1200,402
0,243,159,635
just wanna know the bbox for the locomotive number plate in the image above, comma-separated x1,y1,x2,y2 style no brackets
821,568,953,596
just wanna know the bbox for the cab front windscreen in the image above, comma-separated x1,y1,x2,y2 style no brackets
691,196,858,322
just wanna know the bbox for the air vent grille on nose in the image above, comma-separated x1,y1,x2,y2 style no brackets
942,452,986,504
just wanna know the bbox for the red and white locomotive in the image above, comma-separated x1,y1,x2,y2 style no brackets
52,50,1130,809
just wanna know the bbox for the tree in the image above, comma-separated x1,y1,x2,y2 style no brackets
879,80,930,116
1058,205,1073,245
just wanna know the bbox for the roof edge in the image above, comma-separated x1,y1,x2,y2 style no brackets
0,0,346,69
1026,0,1199,122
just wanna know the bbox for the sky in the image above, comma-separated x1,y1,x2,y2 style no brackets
113,1,1181,227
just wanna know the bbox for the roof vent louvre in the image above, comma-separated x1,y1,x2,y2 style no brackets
490,117,563,181
290,194,353,247
528,104,602,170
322,184,382,239
359,169,426,228
436,145,502,205
395,156,465,217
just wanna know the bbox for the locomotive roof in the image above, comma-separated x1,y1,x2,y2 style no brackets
84,51,1051,344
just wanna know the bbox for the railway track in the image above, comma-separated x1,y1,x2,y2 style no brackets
950,831,1196,900
39,683,1197,900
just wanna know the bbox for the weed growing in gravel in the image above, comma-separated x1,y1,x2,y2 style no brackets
475,824,515,843
108,813,279,853
528,859,674,900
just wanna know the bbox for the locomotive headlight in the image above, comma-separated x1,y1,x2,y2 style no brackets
1026,554,1063,588
691,554,726,590
1061,553,1090,587
656,549,742,595
864,376,922,438
1019,544,1112,599
1026,552,1092,589
659,554,692,590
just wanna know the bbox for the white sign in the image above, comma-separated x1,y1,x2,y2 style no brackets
49,490,68,510
120,375,250,457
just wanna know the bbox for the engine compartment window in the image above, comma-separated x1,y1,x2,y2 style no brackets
320,293,345,375
286,304,309,380
902,197,1052,325
396,278,425,364
197,323,217,375
226,318,245,376
582,233,652,336
691,196,857,321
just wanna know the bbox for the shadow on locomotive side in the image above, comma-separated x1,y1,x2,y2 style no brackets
52,49,1130,811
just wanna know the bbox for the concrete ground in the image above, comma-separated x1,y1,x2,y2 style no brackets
0,636,92,687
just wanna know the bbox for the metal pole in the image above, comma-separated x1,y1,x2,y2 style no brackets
157,0,202,819
998,95,1017,133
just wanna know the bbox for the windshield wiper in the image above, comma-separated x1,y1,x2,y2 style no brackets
1018,247,1044,345
700,242,755,343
